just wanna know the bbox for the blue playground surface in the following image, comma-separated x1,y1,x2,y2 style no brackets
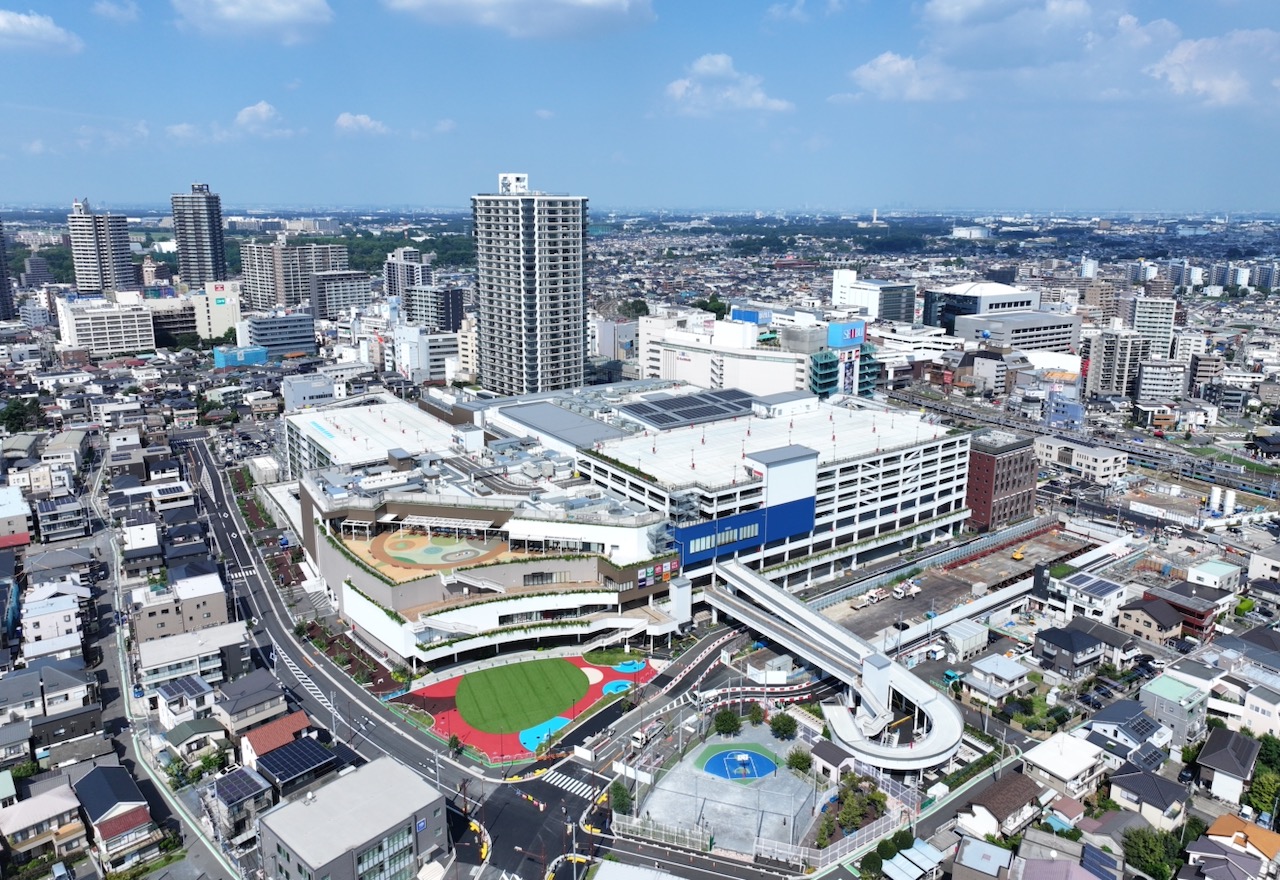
704,748,778,780
602,680,632,695
613,660,647,674
519,716,571,752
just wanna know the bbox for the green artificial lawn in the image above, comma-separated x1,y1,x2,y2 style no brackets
455,658,590,734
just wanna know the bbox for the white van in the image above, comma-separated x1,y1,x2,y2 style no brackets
51,862,72,880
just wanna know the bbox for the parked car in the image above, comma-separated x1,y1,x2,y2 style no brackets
1081,694,1103,710
1095,684,1114,699
1262,608,1276,619
1178,766,1197,784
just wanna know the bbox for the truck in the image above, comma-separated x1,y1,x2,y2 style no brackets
943,670,963,688
866,589,889,604
631,720,665,749
893,583,922,600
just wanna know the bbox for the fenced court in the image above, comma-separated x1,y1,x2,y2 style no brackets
637,724,817,857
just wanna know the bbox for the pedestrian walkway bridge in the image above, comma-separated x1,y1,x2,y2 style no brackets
706,561,963,772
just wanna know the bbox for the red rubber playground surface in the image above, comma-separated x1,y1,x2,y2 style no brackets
397,656,658,763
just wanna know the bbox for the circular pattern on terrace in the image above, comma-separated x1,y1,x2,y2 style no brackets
368,532,507,571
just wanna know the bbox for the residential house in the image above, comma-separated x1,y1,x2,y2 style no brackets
1118,598,1184,646
952,836,1014,880
1184,837,1265,880
1140,674,1209,748
1035,627,1105,681
1188,560,1243,593
20,594,82,664
164,718,230,766
1108,762,1188,832
955,771,1044,840
1057,571,1130,625
210,766,273,845
1023,733,1106,797
0,659,101,750
0,720,31,768
1198,728,1261,803
155,675,214,732
34,498,90,544
211,668,286,738
1243,686,1280,739
73,766,166,873
130,564,229,643
1145,582,1234,641
241,711,311,772
0,781,88,864
1206,815,1280,873
1065,617,1141,669
1249,545,1280,584
963,654,1031,707
1083,700,1173,757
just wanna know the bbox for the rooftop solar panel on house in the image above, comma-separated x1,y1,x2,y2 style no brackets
215,767,270,806
257,737,337,786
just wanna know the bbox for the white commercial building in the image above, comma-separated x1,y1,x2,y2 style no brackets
191,281,242,339
1034,437,1128,483
55,299,156,358
391,325,458,384
831,271,916,323
310,269,372,320
646,319,809,396
383,246,434,299
1136,360,1189,401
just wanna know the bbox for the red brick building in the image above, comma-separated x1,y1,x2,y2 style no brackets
965,429,1036,532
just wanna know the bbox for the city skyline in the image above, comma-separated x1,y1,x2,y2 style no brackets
2,0,1279,212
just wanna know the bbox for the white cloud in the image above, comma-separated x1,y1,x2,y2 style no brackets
765,0,842,23
166,123,200,139
24,139,45,156
381,0,654,38
171,0,333,43
73,120,150,151
534,108,555,120
93,1,139,22
0,10,84,52
335,112,389,135
236,100,280,128
433,118,456,134
1147,29,1280,106
666,53,793,116
849,52,964,101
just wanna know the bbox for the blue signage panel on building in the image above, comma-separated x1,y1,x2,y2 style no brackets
826,321,866,350
674,496,816,567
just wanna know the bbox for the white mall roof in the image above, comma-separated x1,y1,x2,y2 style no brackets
596,403,944,489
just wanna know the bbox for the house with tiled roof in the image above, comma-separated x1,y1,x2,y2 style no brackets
0,781,87,864
1183,836,1265,880
1199,728,1261,803
956,771,1044,840
72,765,165,873
1207,814,1280,870
1109,762,1189,832
1118,597,1184,646
241,711,311,771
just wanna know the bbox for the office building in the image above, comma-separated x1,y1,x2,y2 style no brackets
54,299,156,359
831,271,916,323
473,173,587,396
19,254,54,289
258,757,449,880
1121,295,1177,359
383,246,433,299
67,199,133,294
922,281,1039,334
236,312,316,359
1136,360,1189,401
1083,328,1150,398
311,269,372,320
241,239,347,311
402,285,465,332
392,325,458,383
192,281,242,339
953,311,1081,353
965,429,1036,532
170,183,226,286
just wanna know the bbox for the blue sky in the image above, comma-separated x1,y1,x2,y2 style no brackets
1,0,1278,213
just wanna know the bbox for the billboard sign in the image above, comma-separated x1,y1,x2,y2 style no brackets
826,320,865,350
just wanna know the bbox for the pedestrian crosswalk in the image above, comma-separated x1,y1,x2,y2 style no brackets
276,641,334,714
540,770,598,800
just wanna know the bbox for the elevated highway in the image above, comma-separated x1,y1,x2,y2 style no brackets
707,561,963,772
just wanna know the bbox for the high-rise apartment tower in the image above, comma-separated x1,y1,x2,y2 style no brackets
472,173,587,396
171,183,226,286
68,199,133,294
0,220,13,320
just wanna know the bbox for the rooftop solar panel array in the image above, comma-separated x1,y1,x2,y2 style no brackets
257,737,338,785
1081,844,1119,880
620,388,756,430
158,675,210,700
215,767,270,807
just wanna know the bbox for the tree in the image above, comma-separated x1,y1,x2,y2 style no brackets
786,747,812,773
860,852,883,879
713,708,742,736
748,702,765,726
876,838,898,860
1248,770,1280,813
893,829,915,851
618,299,650,319
770,713,798,740
609,780,633,816
448,734,463,756
838,794,865,830
1259,734,1280,774
817,811,835,848
1121,827,1175,880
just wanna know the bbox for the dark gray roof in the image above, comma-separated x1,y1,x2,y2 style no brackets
1037,626,1102,653
1119,597,1185,630
749,445,819,466
73,765,146,823
1184,837,1264,880
1198,727,1261,779
1110,762,1186,811
966,771,1042,824
619,387,755,430
500,401,629,449
811,739,853,767
216,668,280,715
1066,617,1136,651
